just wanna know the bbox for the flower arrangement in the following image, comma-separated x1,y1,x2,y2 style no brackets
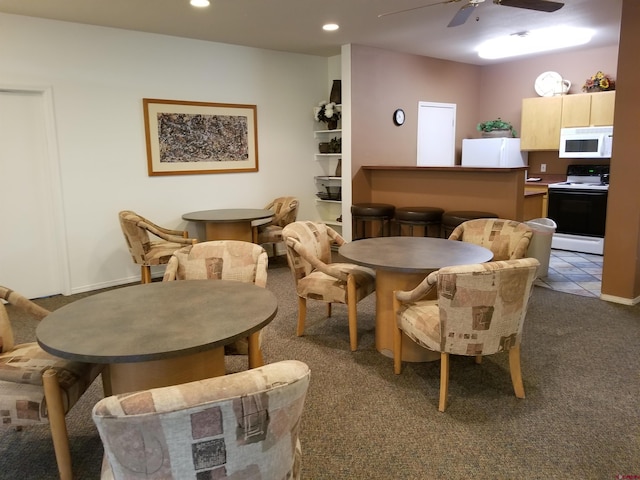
582,71,615,92
314,101,341,125
477,118,517,137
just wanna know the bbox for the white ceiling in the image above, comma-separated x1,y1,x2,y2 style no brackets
0,0,622,65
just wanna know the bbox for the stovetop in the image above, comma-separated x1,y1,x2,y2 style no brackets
548,165,609,191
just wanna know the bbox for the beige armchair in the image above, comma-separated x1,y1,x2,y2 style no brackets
162,240,269,367
448,218,533,260
92,360,310,480
392,258,539,412
0,286,104,480
255,196,299,256
282,221,376,351
118,210,197,284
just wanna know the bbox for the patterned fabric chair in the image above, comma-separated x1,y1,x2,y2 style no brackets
162,240,269,367
118,210,197,284
0,286,104,480
92,360,310,480
392,258,540,412
255,196,299,256
448,218,533,261
282,221,376,351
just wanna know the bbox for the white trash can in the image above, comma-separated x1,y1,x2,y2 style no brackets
525,218,557,277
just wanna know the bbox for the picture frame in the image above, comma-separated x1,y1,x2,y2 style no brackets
143,98,258,176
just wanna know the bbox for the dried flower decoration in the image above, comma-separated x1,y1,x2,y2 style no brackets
582,71,615,92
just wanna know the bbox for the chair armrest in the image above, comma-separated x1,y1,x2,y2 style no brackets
0,286,50,320
285,238,348,282
139,220,195,244
448,225,463,241
394,270,439,303
326,226,346,247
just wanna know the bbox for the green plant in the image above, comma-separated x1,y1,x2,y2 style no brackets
477,118,517,137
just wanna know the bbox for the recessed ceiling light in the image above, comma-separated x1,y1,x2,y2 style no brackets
323,23,339,32
190,0,210,7
477,26,593,60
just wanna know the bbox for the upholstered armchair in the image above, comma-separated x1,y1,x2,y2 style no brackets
255,196,299,256
92,359,310,480
0,286,104,480
118,210,197,284
448,218,533,261
282,221,376,351
163,240,269,367
392,258,539,412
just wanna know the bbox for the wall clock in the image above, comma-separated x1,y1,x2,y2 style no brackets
393,108,405,126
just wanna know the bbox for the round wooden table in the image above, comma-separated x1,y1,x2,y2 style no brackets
37,280,278,394
339,237,493,361
182,208,274,242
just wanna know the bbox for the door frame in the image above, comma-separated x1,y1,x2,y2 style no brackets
1,85,70,296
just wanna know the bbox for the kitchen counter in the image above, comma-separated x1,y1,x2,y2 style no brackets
355,165,529,221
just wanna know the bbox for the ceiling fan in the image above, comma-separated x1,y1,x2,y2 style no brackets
378,0,564,28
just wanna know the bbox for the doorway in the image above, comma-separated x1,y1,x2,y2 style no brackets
0,87,68,298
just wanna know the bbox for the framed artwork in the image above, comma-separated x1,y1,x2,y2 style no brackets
143,98,258,176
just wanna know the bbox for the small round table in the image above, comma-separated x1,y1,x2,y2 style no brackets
182,208,274,242
37,280,278,394
339,237,493,362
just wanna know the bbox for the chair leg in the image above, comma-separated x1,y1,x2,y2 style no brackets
247,331,264,368
326,302,332,318
438,352,450,412
296,296,307,336
346,275,358,351
475,355,483,364
141,265,152,284
509,345,526,399
392,295,403,374
42,369,73,480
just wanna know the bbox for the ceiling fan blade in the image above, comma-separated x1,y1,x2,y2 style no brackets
447,3,478,27
378,0,463,18
494,0,564,13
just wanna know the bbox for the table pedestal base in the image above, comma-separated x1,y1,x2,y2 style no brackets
103,347,226,395
205,222,255,242
375,270,440,363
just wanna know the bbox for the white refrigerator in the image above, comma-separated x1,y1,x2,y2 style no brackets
461,138,528,168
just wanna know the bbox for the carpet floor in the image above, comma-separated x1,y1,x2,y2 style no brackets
1,256,639,479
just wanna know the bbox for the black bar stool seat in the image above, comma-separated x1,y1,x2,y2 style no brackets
395,206,444,237
351,203,395,240
441,210,498,238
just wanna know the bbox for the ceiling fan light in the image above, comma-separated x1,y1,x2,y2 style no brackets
477,26,593,60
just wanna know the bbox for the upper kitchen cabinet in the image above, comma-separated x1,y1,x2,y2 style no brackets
561,91,616,127
520,96,562,151
521,91,616,151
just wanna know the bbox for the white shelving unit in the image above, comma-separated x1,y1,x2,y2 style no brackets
314,128,342,230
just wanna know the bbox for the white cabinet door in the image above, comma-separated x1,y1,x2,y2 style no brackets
417,101,456,166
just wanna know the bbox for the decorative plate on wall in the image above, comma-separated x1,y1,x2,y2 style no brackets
534,71,562,97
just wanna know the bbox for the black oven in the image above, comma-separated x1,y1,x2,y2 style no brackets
547,189,608,238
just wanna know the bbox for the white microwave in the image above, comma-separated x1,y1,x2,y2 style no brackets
559,126,613,158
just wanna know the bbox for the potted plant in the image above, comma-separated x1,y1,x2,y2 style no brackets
477,118,517,138
314,101,341,130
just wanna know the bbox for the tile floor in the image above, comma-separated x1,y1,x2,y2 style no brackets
535,249,603,298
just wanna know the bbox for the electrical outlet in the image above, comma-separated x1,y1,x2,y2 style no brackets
541,163,547,173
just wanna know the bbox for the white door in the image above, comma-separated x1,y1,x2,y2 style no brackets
417,101,456,166
0,89,65,298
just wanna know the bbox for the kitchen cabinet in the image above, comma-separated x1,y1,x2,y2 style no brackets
520,96,562,151
520,91,616,150
525,185,548,218
314,128,343,230
561,91,616,127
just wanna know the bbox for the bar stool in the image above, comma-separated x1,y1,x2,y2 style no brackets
351,203,395,240
441,210,498,238
395,206,444,237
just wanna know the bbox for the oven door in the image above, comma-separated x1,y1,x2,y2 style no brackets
547,188,608,237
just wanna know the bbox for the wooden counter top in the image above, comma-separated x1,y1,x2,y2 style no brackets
362,165,527,173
